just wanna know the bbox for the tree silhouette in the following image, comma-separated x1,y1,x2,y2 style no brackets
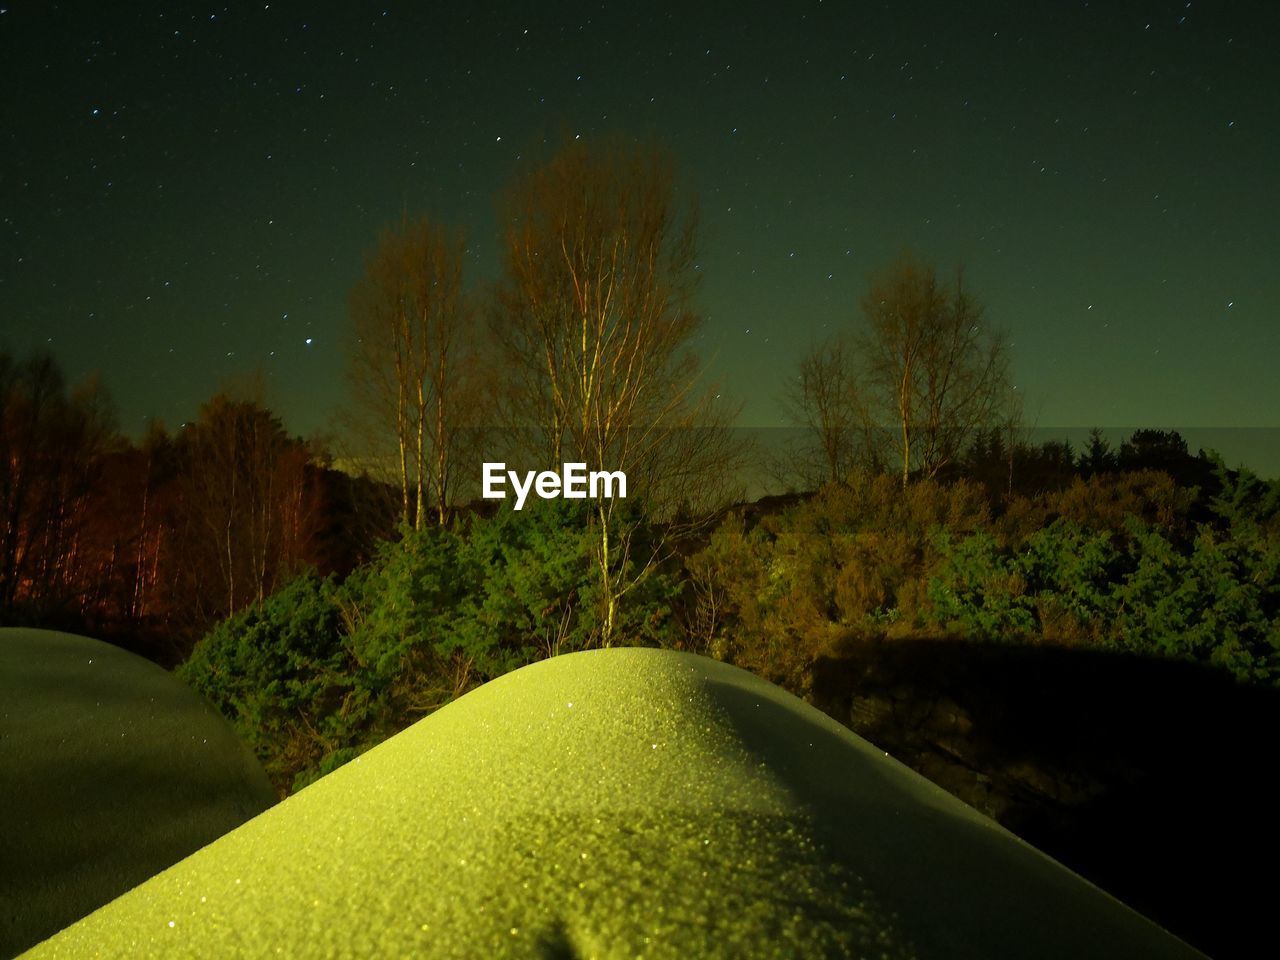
783,255,1011,491
781,335,880,487
177,395,321,623
1079,428,1117,477
0,351,117,614
860,254,1010,487
494,135,738,643
348,216,481,528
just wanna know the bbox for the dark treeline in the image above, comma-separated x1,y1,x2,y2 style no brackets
0,352,394,663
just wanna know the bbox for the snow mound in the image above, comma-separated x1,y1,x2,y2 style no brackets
21,647,1201,958
0,629,275,958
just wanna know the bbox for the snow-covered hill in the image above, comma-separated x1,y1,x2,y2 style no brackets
20,647,1201,958
0,629,275,958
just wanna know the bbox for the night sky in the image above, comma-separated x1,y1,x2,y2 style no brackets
3,1,1278,466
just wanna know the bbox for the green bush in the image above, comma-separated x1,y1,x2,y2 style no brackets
686,475,989,688
926,530,1036,641
927,509,1280,683
180,503,683,792
178,574,350,789
180,464,1280,796
1112,523,1280,680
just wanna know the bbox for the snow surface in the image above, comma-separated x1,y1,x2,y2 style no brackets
21,647,1202,958
0,629,275,958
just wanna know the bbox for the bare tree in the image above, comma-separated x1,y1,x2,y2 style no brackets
494,136,740,643
780,335,881,487
178,395,319,622
348,217,478,528
0,351,117,613
128,420,175,622
860,254,1010,486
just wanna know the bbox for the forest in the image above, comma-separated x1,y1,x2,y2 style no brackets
5,138,1279,958
4,138,1278,778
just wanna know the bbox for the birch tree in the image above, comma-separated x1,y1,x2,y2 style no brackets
348,217,475,528
780,335,880,487
495,136,738,644
861,254,1009,486
179,395,318,622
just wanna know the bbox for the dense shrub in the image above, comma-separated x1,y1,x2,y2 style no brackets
180,502,681,792
686,475,988,688
925,530,1037,641
927,509,1280,682
691,464,1280,691
993,470,1197,547
1112,524,1280,679
178,574,351,789
928,520,1128,644
182,460,1280,794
